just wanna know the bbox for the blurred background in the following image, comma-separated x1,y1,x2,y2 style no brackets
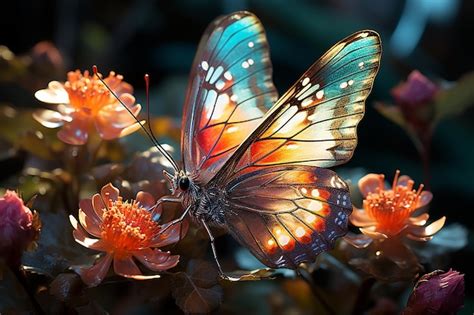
1,0,473,314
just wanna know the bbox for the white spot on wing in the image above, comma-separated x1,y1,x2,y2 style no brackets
224,71,232,80
204,90,218,119
242,61,249,68
248,41,254,48
316,90,324,99
302,77,310,86
227,126,238,133
215,80,225,90
301,97,313,108
211,94,230,121
205,66,214,82
298,84,320,101
280,110,307,135
209,66,224,84
201,61,209,71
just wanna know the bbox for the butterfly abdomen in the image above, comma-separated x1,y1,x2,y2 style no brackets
188,186,227,225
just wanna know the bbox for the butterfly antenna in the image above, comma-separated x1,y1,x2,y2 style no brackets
144,74,159,148
92,65,179,172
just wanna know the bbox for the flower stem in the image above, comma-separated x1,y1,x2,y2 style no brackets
298,267,336,315
351,277,376,315
10,265,45,315
419,130,433,189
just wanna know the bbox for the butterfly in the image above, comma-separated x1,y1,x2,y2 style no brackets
98,11,381,278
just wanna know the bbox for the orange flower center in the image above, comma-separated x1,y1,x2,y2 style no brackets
364,172,424,235
100,197,159,256
64,70,118,113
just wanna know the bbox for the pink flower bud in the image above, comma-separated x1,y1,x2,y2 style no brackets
403,269,464,314
0,190,40,266
391,70,438,107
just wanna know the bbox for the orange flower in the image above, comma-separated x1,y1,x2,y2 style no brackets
33,70,142,145
350,170,445,243
70,183,187,287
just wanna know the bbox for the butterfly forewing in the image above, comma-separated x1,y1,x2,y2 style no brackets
224,166,351,268
181,11,278,184
212,31,381,183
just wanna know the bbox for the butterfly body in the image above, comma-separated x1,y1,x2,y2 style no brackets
152,11,382,271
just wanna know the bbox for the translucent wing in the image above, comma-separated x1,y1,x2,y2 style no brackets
212,31,381,184
181,11,278,184
224,166,351,268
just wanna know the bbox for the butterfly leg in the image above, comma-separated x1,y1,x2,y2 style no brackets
200,219,241,281
200,219,226,277
150,195,181,218
151,196,189,241
158,204,190,235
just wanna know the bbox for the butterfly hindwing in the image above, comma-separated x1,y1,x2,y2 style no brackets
212,30,381,183
224,166,351,268
181,11,278,184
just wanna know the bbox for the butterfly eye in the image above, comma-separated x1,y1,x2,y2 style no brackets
179,177,190,191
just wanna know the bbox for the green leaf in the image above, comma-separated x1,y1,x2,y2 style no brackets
22,211,94,278
373,102,407,129
0,106,64,159
434,71,474,122
171,259,223,313
224,268,277,281
373,102,424,153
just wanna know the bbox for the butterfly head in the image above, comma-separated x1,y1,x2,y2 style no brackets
163,169,192,195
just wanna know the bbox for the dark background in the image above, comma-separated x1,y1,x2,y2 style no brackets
1,0,473,312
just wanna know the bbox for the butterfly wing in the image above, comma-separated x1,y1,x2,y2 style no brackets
212,30,381,268
212,30,381,184
224,165,351,268
181,11,278,184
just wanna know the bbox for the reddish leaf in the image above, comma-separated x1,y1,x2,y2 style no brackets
171,259,223,313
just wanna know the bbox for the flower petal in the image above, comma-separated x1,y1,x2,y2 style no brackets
343,233,373,249
92,194,106,218
133,248,179,271
70,215,107,251
34,81,69,104
408,213,429,226
416,191,433,209
133,248,170,264
78,209,101,237
360,226,388,240
350,208,376,227
77,253,113,287
397,175,412,187
118,93,136,108
135,191,155,211
101,183,119,203
150,219,189,247
406,234,433,242
358,174,384,197
103,76,133,96
407,216,446,238
94,104,142,140
32,109,67,128
79,198,101,224
118,122,143,138
113,255,142,277
57,112,90,145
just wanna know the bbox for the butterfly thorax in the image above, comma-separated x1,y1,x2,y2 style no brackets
182,183,227,226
